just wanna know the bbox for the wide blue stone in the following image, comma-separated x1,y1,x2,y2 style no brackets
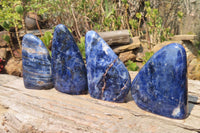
22,34,53,89
131,43,188,119
85,31,131,102
51,24,87,94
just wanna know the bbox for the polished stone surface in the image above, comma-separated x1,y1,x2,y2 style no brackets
51,24,87,94
22,34,53,89
131,43,188,119
85,31,131,102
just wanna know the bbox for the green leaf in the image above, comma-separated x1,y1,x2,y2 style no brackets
125,60,139,71
122,0,127,4
145,1,150,7
2,21,10,30
40,31,53,52
177,11,184,19
142,52,154,64
2,35,10,43
136,13,142,19
77,37,86,59
15,5,24,14
153,9,158,15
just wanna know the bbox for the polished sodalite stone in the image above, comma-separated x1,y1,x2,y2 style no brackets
85,31,131,102
22,34,53,89
51,24,87,94
131,43,188,119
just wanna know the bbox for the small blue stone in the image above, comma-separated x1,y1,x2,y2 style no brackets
85,31,131,102
51,24,87,94
131,43,188,119
22,34,53,89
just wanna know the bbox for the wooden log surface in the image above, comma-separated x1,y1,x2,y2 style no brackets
19,29,54,37
19,29,131,45
171,35,197,41
0,72,200,133
98,30,130,45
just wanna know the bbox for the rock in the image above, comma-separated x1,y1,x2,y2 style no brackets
130,36,140,44
5,57,22,77
119,51,136,62
25,12,43,30
188,58,200,80
152,41,181,53
22,34,53,89
0,31,8,47
112,37,140,54
131,43,188,119
182,40,198,64
135,52,144,62
85,30,131,102
0,48,7,59
52,24,87,94
171,35,197,41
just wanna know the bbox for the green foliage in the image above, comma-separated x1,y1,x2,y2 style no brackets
145,1,150,7
2,21,10,30
26,0,52,16
129,19,138,29
0,0,179,49
0,0,23,30
143,52,154,64
125,60,139,71
40,31,53,56
40,31,52,48
136,13,142,19
77,37,86,59
2,35,10,43
15,5,24,14
177,11,184,19
144,1,173,44
194,40,200,57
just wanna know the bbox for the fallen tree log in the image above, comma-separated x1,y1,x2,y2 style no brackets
0,72,200,133
19,29,131,46
98,30,130,45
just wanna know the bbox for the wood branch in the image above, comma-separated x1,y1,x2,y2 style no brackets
19,29,130,47
0,72,200,133
113,42,140,54
35,13,43,37
98,30,130,45
112,36,141,54
171,35,197,41
19,29,54,37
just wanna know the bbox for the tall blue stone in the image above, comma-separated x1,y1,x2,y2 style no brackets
85,31,131,102
22,34,53,89
51,24,87,94
131,43,188,119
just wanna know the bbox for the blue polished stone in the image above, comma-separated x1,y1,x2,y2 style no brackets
85,31,131,102
22,34,53,89
131,43,188,119
51,24,87,94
